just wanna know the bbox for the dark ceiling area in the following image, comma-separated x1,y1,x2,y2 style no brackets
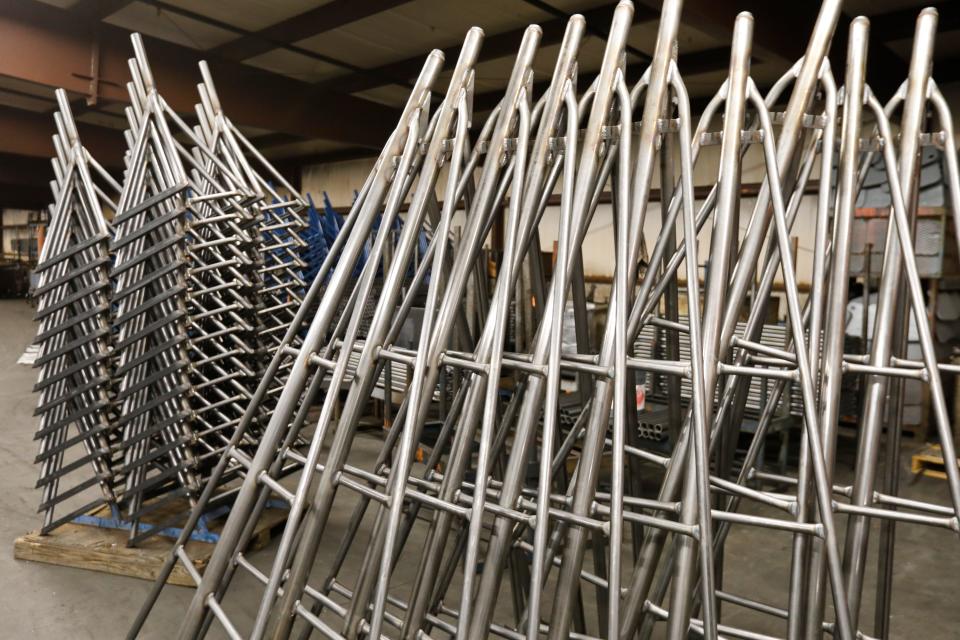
0,0,955,207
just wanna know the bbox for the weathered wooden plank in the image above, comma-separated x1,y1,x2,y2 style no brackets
13,502,286,585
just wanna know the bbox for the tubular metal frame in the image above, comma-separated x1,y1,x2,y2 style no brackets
31,90,121,535
30,34,311,546
126,3,960,640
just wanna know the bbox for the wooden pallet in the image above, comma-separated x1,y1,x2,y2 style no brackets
14,499,287,586
911,444,960,480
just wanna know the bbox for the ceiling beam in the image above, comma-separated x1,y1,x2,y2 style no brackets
0,0,400,148
147,2,368,82
211,0,416,62
0,105,125,168
77,0,136,21
318,3,660,96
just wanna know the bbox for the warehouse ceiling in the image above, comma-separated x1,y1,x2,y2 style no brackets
0,0,955,200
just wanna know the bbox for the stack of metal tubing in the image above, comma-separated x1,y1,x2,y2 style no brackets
255,190,308,409
116,0,958,638
191,59,309,418
32,92,121,535
29,35,308,544
182,62,264,483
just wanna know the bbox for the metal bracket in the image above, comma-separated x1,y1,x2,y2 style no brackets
698,129,764,146
919,130,948,149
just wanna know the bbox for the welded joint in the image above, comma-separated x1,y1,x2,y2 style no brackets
600,119,675,142
597,506,610,536
549,133,567,150
836,485,853,498
770,111,826,130
698,129,765,146
308,353,337,370
919,131,948,149
439,353,489,375
657,117,680,133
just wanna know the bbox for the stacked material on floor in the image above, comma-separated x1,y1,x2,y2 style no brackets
28,36,308,545
32,92,120,534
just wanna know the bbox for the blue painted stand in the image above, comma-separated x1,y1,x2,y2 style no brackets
72,500,287,544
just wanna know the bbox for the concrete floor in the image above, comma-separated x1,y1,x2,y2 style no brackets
1,298,958,638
